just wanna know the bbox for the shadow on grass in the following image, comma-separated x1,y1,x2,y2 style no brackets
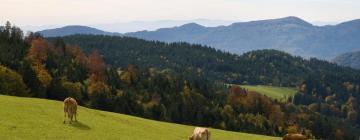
70,121,91,130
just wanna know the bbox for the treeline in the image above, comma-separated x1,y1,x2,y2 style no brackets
49,35,360,87
1,22,360,139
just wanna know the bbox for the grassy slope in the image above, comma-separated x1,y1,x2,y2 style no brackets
0,95,280,140
240,85,297,100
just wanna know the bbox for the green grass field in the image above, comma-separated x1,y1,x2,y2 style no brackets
0,95,280,140
240,85,297,100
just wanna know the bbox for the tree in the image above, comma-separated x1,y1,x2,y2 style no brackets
269,105,284,126
66,45,87,65
88,50,106,78
347,110,358,123
87,79,110,96
227,85,247,105
26,38,53,87
335,129,345,140
287,125,299,134
27,38,50,66
62,81,82,100
0,65,28,96
36,65,53,87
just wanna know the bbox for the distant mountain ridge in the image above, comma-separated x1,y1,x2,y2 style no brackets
91,19,236,33
38,17,360,60
125,16,360,59
23,19,236,33
333,51,360,69
37,25,122,37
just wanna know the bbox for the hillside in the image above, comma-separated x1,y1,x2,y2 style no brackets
0,95,280,140
37,25,122,37
125,16,360,59
333,50,360,69
50,35,360,87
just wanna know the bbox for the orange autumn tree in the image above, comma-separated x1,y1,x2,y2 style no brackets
88,50,106,78
227,85,247,105
269,104,285,126
87,50,109,96
66,45,88,65
26,38,52,87
27,38,49,65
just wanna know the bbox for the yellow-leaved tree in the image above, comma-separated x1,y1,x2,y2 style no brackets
0,65,28,96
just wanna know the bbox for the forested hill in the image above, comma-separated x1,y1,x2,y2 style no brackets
49,35,360,87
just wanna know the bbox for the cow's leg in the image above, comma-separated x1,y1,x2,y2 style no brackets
69,114,73,124
63,108,67,124
64,112,67,124
74,112,77,122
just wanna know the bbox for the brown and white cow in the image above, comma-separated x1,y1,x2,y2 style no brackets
63,97,78,124
189,127,211,140
283,133,307,140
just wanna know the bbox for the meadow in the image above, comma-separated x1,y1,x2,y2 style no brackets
0,95,280,140
240,85,297,100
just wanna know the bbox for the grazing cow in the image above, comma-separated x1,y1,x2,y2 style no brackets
283,134,307,140
189,127,211,140
63,97,78,124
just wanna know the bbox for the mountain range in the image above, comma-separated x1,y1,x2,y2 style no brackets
23,19,236,33
125,16,360,60
90,19,236,33
38,16,360,60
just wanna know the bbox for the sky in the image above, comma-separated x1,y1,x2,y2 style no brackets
1,0,359,28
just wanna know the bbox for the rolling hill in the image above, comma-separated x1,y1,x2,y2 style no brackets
0,95,280,140
125,16,360,59
37,25,122,37
333,50,360,70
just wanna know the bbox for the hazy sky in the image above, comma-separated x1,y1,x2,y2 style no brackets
1,0,359,26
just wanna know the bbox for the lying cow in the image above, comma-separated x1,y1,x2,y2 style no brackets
63,97,78,124
189,127,211,140
283,133,306,140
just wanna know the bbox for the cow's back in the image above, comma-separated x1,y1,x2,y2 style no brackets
64,97,77,114
69,98,77,112
63,98,71,110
